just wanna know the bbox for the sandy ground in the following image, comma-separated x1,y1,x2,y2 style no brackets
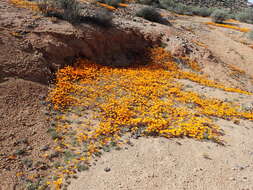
69,119,253,190
69,80,253,190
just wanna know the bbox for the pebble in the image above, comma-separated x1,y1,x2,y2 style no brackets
232,165,249,171
104,167,111,172
40,145,50,151
72,175,78,179
27,146,33,150
132,134,140,139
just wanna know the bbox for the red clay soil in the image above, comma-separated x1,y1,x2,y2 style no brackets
0,78,54,189
0,1,53,188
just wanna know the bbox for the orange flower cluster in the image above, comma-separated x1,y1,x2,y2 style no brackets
45,47,253,188
227,64,247,78
118,3,128,7
206,22,250,32
96,2,116,10
10,0,40,11
225,19,239,23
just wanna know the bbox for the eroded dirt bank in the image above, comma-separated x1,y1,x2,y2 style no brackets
0,0,156,84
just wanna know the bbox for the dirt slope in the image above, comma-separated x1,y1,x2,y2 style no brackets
1,1,253,190
70,121,253,190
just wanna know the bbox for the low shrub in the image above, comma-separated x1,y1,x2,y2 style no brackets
236,8,253,24
248,30,253,40
211,9,228,23
227,13,237,20
136,7,164,23
158,0,176,9
38,0,53,16
137,0,154,5
192,7,213,17
173,3,193,15
158,0,214,16
82,8,113,27
38,0,82,23
59,0,82,23
139,0,252,24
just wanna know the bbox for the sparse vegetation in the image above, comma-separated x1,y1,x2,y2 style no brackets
22,159,33,168
38,0,82,23
159,0,194,15
249,30,253,40
211,9,228,23
141,0,252,24
63,150,76,162
26,181,40,190
136,7,163,23
47,128,61,140
39,0,111,27
83,8,113,27
191,7,214,17
137,0,155,5
76,163,89,172
236,8,253,24
172,3,194,15
15,149,26,155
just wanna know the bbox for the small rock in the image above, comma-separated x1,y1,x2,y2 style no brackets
132,134,140,139
72,175,78,179
27,146,33,150
104,167,111,172
233,120,240,125
32,131,37,135
40,145,50,151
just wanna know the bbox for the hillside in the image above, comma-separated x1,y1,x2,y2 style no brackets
174,0,248,10
0,0,253,190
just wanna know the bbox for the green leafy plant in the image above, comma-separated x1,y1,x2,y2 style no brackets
77,163,89,171
38,0,82,23
15,149,26,155
136,7,164,23
82,8,113,27
248,30,253,40
158,0,176,9
192,7,213,17
138,0,160,5
236,8,253,24
211,9,228,23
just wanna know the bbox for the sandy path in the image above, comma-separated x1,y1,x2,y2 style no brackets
69,118,253,190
